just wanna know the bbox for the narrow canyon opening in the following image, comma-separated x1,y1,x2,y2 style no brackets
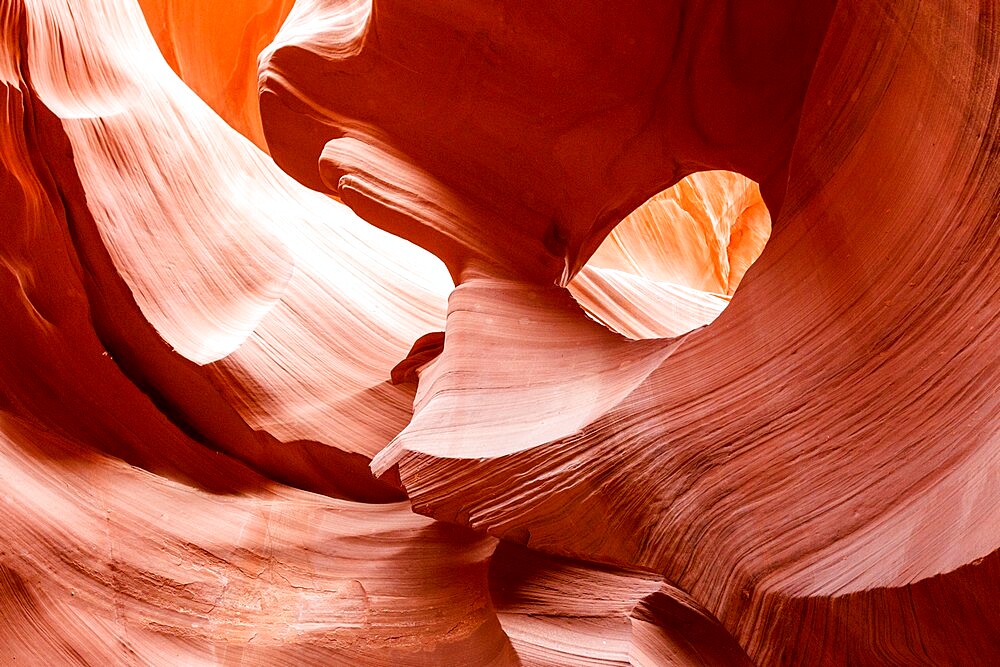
568,170,771,339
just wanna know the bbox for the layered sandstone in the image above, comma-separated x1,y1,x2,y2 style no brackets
1,0,997,665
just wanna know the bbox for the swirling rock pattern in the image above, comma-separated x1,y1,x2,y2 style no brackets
1,0,997,665
136,0,295,150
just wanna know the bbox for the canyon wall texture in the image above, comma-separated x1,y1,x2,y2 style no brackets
0,0,997,664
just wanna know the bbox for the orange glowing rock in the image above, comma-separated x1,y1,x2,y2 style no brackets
0,0,997,664
136,0,295,150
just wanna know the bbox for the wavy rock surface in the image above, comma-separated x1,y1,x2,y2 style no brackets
0,413,515,665
490,542,753,666
261,0,1000,664
567,170,769,339
136,0,295,150
1,0,998,665
4,0,460,501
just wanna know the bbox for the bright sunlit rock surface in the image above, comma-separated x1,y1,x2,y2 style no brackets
1,0,997,664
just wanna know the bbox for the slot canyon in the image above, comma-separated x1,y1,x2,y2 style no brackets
0,0,997,664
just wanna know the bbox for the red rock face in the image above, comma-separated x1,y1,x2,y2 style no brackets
1,0,997,664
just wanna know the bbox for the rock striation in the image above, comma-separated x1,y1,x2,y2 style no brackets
1,0,998,664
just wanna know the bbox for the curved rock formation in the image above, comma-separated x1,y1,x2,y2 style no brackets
136,0,295,150
260,0,1000,664
1,0,998,664
568,170,769,339
489,542,754,666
